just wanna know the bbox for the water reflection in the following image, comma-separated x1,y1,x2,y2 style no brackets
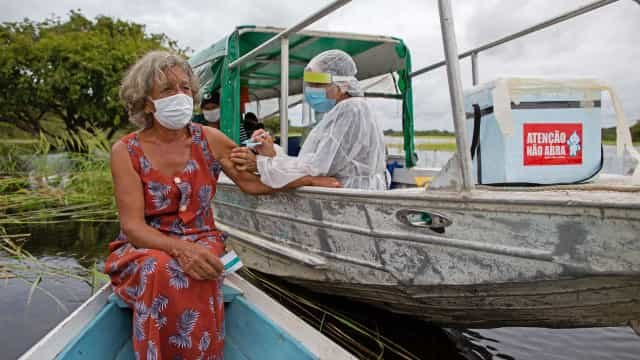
6,222,118,268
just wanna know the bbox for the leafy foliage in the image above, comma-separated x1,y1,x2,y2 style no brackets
0,128,117,224
262,115,304,135
0,10,183,138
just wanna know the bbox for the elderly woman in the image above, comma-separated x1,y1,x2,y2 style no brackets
231,50,387,190
105,50,339,359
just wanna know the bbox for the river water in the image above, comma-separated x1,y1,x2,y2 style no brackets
1,148,639,359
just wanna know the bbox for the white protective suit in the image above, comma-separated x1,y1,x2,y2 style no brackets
257,97,387,190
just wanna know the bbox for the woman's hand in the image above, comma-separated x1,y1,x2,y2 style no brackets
251,129,276,157
171,241,223,281
230,147,257,173
310,176,342,188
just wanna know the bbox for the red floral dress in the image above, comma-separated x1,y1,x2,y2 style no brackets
105,123,225,360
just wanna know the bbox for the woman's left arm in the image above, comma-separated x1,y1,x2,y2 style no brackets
203,127,339,194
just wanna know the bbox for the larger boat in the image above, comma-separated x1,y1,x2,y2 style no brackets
188,0,640,329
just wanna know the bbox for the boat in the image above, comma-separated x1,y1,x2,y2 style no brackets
18,273,355,360
188,0,640,329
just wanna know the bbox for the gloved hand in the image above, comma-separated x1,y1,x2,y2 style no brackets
250,129,276,157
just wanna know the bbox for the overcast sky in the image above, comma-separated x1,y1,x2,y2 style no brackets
2,0,639,130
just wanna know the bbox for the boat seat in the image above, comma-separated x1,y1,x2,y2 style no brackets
106,283,244,309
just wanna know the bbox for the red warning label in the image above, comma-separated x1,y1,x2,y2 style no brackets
523,123,583,166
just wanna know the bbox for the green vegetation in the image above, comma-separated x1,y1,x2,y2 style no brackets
262,115,305,136
0,129,115,309
0,10,181,139
602,122,640,145
0,129,116,224
384,129,455,137
0,10,163,310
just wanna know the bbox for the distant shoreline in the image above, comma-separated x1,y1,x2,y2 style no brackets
384,135,639,152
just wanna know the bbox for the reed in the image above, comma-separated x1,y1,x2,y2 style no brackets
240,268,421,360
0,128,117,224
0,127,114,310
0,228,109,311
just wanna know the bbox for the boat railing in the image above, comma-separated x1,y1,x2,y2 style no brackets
228,0,352,152
410,0,634,86
222,0,638,191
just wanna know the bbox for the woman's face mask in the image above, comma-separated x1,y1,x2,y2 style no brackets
152,93,193,130
303,86,336,113
202,108,220,123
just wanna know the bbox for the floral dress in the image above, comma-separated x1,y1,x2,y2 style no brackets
105,123,225,360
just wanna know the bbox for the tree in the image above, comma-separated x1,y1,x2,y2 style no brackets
0,11,184,138
262,116,281,135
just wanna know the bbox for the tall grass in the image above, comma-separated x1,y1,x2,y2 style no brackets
0,129,115,310
0,128,117,225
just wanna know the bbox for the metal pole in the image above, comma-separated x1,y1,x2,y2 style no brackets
471,52,479,86
412,0,621,78
280,37,289,153
260,73,393,119
228,0,351,70
438,0,474,191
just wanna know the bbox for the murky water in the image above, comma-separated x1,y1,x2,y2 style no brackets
1,222,639,359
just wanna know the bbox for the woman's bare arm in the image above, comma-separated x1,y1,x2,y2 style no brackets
203,127,339,194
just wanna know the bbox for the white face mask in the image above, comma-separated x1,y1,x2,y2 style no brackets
202,108,220,123
152,93,193,130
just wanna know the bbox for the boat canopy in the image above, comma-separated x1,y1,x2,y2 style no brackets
188,26,416,167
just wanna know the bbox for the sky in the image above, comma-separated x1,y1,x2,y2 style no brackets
1,0,639,130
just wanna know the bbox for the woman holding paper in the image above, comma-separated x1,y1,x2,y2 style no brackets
104,51,339,360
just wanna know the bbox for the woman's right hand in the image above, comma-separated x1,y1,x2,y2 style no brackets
171,241,223,281
251,129,276,157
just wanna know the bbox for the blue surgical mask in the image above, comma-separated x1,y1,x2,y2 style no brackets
303,87,336,113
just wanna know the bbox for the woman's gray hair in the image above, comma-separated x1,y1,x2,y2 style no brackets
120,51,200,128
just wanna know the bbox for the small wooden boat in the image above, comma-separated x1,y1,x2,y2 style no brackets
18,273,355,360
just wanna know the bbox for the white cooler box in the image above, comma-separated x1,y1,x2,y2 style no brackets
463,78,604,185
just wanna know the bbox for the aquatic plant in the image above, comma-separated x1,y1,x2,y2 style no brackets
0,128,118,224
